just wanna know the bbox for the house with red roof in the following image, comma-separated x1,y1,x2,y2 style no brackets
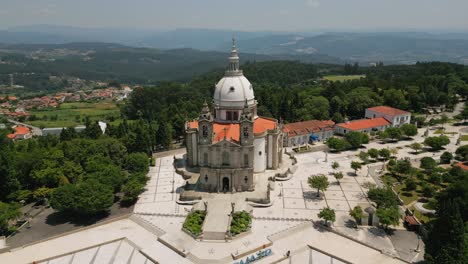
365,106,411,127
282,120,335,147
6,125,32,140
335,117,391,135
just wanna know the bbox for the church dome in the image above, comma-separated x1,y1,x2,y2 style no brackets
213,38,255,109
213,75,255,108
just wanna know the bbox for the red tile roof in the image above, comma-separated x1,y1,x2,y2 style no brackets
6,125,31,139
367,106,409,116
337,117,390,131
283,120,335,136
188,117,277,143
455,162,468,171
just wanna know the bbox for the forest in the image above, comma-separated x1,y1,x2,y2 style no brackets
0,120,153,236
124,61,468,142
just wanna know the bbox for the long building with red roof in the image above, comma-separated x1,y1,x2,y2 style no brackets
282,120,335,147
365,106,411,127
335,105,410,135
185,42,283,193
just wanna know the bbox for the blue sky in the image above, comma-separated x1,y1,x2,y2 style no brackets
1,0,467,31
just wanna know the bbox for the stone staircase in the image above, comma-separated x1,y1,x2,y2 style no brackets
201,199,232,241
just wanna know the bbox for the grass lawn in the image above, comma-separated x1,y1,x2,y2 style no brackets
461,135,468,141
323,75,365,82
433,128,458,135
410,206,435,224
27,102,120,128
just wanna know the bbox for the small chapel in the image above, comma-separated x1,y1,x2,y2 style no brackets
185,39,283,193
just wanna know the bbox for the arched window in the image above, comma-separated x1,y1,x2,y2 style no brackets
202,125,208,137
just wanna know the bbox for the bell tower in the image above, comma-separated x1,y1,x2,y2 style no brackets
198,101,213,145
239,101,254,146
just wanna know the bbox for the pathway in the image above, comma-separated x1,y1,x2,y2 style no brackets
202,199,231,240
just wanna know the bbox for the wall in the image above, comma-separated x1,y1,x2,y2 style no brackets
253,137,266,173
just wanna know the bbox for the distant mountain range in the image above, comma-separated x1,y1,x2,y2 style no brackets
1,26,468,65
0,42,339,84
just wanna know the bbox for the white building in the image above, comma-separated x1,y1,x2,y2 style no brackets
185,40,283,192
365,106,411,127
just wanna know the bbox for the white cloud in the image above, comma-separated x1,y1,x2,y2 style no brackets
305,0,320,8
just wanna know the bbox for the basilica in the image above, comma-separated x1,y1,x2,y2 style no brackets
185,40,283,193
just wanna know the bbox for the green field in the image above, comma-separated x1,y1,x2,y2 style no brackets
461,135,468,141
323,75,366,82
27,102,120,128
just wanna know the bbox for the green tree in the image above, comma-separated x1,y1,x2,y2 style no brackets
409,142,422,154
0,202,21,236
344,131,369,149
50,180,114,216
367,148,379,160
157,122,173,149
393,158,412,177
422,183,436,198
379,148,391,161
404,177,417,191
455,145,468,161
308,175,329,197
383,89,408,110
121,177,146,205
440,151,453,164
33,187,52,203
331,112,344,123
318,207,336,226
400,124,418,138
376,207,400,230
367,187,398,208
440,114,449,129
350,161,362,175
424,199,467,264
420,157,437,172
384,127,402,142
424,136,450,151
358,151,370,164
333,171,344,184
125,152,149,173
349,206,364,226
326,137,351,152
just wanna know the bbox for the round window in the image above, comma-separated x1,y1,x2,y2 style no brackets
259,151,262,156
230,86,235,92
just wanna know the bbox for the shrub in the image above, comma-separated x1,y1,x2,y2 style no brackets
428,173,442,185
230,211,252,235
404,177,417,191
183,210,206,236
422,183,436,198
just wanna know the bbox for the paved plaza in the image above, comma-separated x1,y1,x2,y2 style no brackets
4,122,464,263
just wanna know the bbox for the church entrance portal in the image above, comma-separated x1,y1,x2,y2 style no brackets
222,177,230,192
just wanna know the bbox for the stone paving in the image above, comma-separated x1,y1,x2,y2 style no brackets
7,122,464,263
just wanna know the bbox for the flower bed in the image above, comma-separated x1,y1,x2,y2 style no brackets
230,211,252,236
183,210,206,236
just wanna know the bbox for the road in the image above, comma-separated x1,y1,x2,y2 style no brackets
7,119,42,136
